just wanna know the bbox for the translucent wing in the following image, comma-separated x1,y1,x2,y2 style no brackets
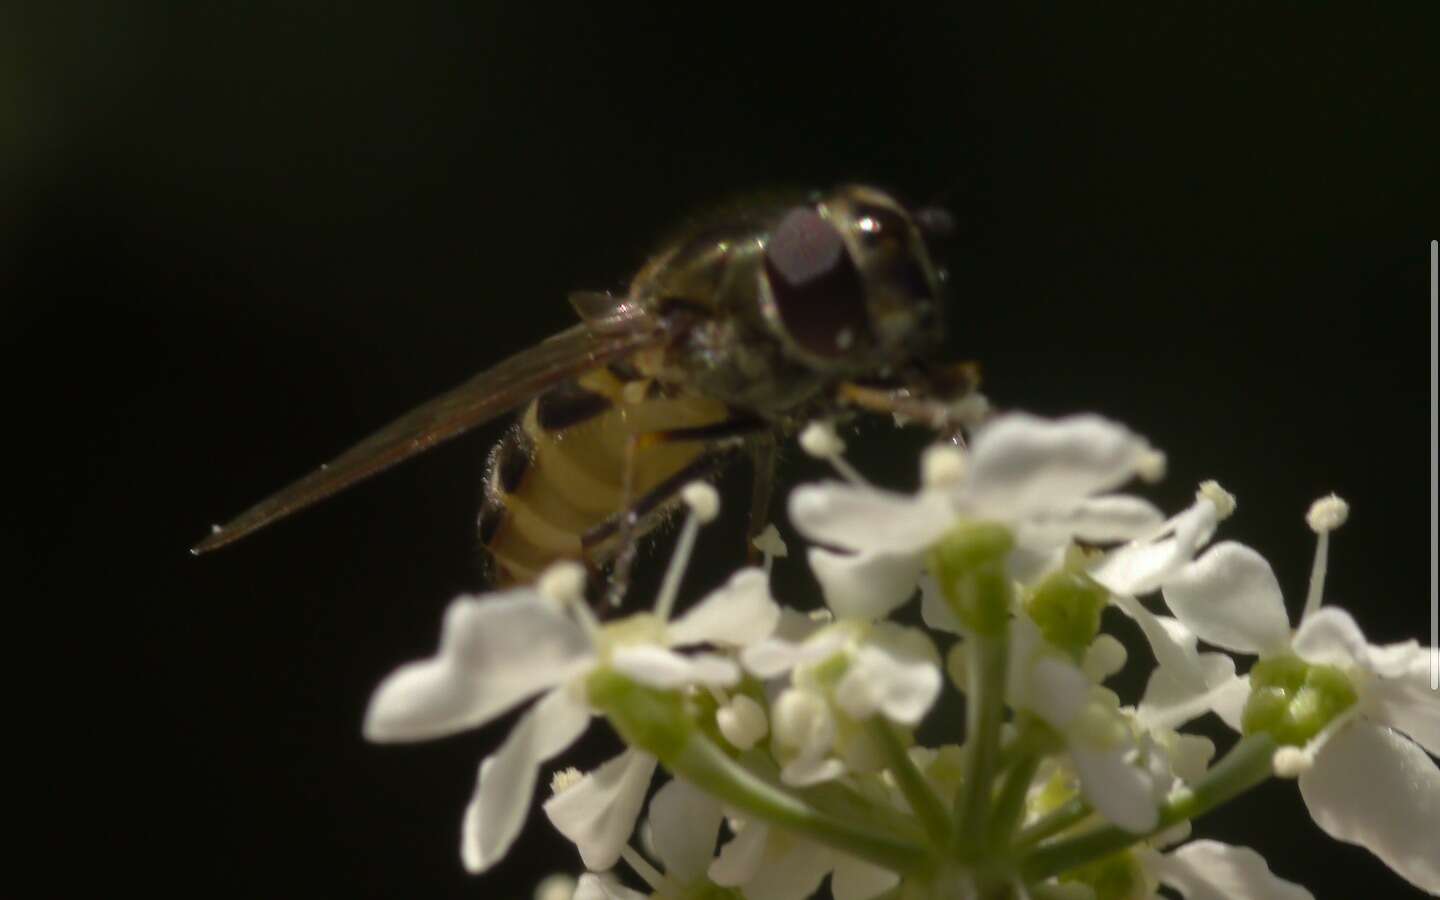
192,319,665,554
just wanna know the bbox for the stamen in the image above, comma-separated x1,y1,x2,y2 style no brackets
619,844,667,892
1272,745,1314,778
539,561,587,607
1197,480,1237,520
681,481,720,523
1137,448,1168,483
533,874,577,900
539,561,601,637
799,421,869,485
549,767,584,795
1125,479,1237,550
1303,495,1347,621
653,482,718,621
799,420,846,457
1306,493,1350,533
921,444,967,488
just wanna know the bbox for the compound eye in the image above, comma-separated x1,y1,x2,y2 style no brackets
764,206,871,359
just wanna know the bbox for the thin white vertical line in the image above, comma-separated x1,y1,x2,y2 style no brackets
1431,240,1437,690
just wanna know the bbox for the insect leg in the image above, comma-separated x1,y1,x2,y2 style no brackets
745,434,778,565
837,362,985,443
591,416,768,606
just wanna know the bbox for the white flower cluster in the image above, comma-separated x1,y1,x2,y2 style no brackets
362,412,1439,899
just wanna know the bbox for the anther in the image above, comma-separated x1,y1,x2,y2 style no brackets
1137,448,1168,483
539,560,600,636
681,481,721,523
538,560,587,608
1197,480,1237,520
1306,494,1349,533
921,444,967,488
1272,745,1314,779
549,767,583,794
800,420,847,459
799,420,868,485
533,874,577,900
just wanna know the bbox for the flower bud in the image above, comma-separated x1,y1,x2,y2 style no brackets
716,694,769,751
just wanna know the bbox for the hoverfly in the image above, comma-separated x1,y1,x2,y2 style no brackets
193,184,974,587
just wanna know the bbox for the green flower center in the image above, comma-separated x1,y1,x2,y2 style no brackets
1024,570,1110,656
927,521,1016,635
1242,653,1358,747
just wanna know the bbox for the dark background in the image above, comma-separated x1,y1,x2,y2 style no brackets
10,3,1435,898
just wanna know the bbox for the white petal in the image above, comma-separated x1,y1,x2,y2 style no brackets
809,547,923,620
1155,840,1314,900
1364,651,1440,756
1299,722,1440,893
573,874,648,900
1027,658,1092,729
1110,595,1203,681
962,413,1151,518
782,755,848,787
773,606,829,643
1290,606,1370,669
1091,499,1218,597
830,853,901,900
1003,613,1047,706
918,575,964,634
1365,638,1436,680
835,637,942,726
667,568,781,647
1071,745,1159,833
610,645,738,688
1295,616,1440,754
743,629,850,680
648,777,724,880
788,482,954,554
1161,542,1292,655
1208,675,1251,732
1167,733,1219,785
1054,495,1166,541
1005,521,1071,585
1138,651,1238,731
364,592,591,742
713,826,833,900
709,821,770,886
543,748,658,871
772,685,837,757
461,688,591,872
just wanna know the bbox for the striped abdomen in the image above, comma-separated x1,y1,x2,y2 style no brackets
478,368,730,584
